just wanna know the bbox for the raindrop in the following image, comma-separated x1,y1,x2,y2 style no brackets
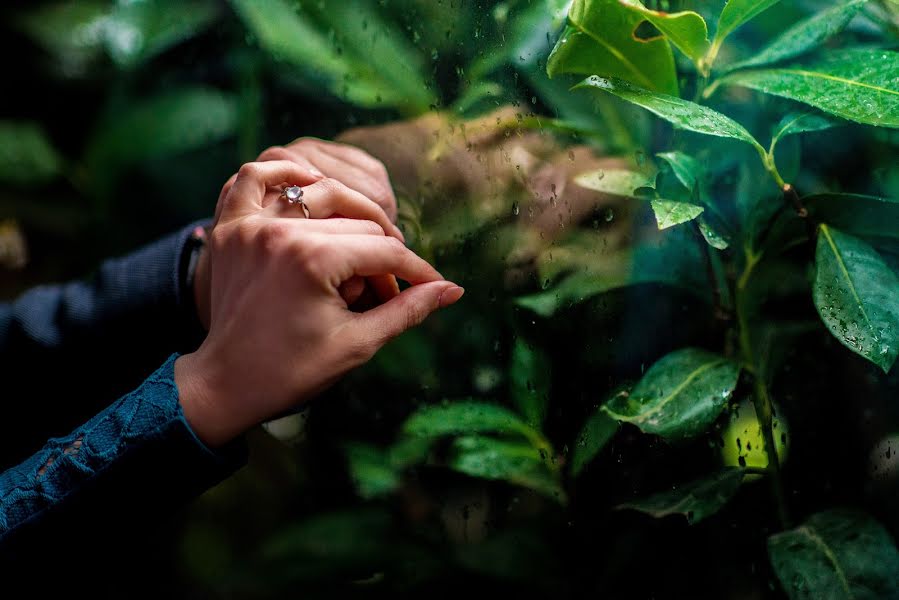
603,207,614,222
512,202,520,216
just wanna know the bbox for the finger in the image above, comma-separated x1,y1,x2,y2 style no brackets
302,140,397,220
353,280,464,348
295,149,398,222
302,178,404,242
260,215,387,237
255,146,325,208
221,161,323,221
328,235,442,285
368,274,401,303
339,276,366,306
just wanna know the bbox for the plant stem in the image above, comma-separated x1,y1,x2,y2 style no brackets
735,251,791,529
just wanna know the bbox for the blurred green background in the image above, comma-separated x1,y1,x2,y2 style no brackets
1,0,898,597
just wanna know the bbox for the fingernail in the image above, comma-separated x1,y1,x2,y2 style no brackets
395,225,406,243
438,285,465,308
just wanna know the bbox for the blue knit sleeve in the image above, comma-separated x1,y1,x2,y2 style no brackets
0,354,247,551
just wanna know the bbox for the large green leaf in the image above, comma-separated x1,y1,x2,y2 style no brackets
715,50,899,128
0,122,63,186
713,0,782,48
547,0,678,96
103,0,221,68
650,199,704,229
509,339,551,428
574,76,764,152
617,0,710,64
402,401,547,449
768,509,899,600
603,348,741,440
813,225,899,373
85,87,237,181
617,468,746,524
230,0,432,112
570,387,625,477
725,0,868,72
448,436,565,502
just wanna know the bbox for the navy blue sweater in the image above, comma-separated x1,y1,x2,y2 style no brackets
0,223,246,561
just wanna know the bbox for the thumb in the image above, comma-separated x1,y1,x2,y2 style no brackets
356,280,464,348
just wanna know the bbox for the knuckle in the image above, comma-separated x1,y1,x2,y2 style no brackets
256,221,291,255
257,146,292,162
363,220,386,236
237,162,261,179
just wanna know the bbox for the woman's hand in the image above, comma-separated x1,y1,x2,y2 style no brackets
195,139,402,328
176,160,463,447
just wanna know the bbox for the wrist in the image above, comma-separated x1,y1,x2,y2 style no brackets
175,352,242,447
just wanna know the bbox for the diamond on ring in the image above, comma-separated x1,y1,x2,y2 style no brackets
280,185,310,218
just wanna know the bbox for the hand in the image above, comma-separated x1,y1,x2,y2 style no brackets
176,160,463,447
195,139,403,328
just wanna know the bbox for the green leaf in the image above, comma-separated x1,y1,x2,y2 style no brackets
725,0,868,72
16,2,108,77
85,87,237,192
575,76,764,152
813,225,899,373
402,401,547,449
655,151,701,191
448,436,565,502
650,199,704,229
603,348,741,440
509,340,550,427
617,0,710,64
808,193,899,242
229,0,433,112
713,0,782,48
698,216,731,250
103,0,221,68
547,0,678,96
0,122,63,186
771,112,844,146
570,387,625,477
768,509,899,600
715,50,899,128
574,168,653,197
617,468,746,524
344,443,400,499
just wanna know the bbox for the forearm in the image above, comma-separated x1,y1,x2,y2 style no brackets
0,354,246,557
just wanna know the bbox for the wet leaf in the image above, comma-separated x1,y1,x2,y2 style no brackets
770,112,844,147
650,199,704,229
813,225,899,373
509,339,550,428
617,468,746,524
713,0,782,48
698,216,730,249
574,168,653,197
448,436,565,502
655,151,701,191
0,122,63,186
344,443,400,499
230,0,433,112
618,0,710,64
768,509,899,600
724,0,868,72
575,76,764,151
603,348,741,440
570,387,625,477
402,401,547,450
547,0,678,96
716,49,899,128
